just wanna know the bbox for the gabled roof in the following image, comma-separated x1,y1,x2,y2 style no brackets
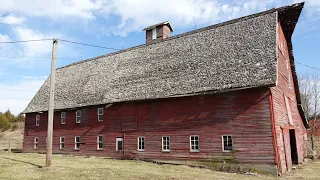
23,3,304,114
143,21,174,32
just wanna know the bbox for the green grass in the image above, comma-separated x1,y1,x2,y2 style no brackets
0,152,319,180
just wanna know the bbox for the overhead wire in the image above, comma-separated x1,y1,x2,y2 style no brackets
296,61,320,71
0,88,37,92
0,39,53,44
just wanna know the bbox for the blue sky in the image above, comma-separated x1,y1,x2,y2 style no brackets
0,0,319,114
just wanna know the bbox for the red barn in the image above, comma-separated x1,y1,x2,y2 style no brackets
23,3,308,175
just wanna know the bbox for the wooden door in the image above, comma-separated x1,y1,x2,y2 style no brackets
283,129,292,171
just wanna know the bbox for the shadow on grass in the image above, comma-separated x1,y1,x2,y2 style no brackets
3,157,43,168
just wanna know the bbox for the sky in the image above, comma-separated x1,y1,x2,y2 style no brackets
0,0,319,115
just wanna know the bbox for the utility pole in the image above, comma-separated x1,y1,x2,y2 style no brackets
46,39,58,167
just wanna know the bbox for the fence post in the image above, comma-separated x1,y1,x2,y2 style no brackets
8,136,11,153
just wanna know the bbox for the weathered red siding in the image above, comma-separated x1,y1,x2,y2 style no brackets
162,25,171,39
24,88,275,164
270,20,307,174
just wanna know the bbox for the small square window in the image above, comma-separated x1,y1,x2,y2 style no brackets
76,110,81,123
138,137,145,151
97,135,103,150
162,136,170,152
60,137,65,149
75,136,80,150
98,108,103,121
61,112,66,124
34,137,38,149
190,135,199,152
35,115,40,126
222,135,233,152
116,137,123,151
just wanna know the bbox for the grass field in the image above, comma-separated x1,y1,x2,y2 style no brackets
0,153,319,180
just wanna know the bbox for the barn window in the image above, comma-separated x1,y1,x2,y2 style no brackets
35,115,40,126
152,28,156,40
34,137,38,149
162,136,170,152
97,135,103,150
75,136,80,150
61,112,66,124
60,137,65,149
138,136,145,151
98,108,103,121
222,135,233,152
76,110,81,123
116,137,123,151
190,135,199,152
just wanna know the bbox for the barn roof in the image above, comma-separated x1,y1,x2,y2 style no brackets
143,21,174,32
23,3,304,114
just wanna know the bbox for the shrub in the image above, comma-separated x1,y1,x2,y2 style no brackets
15,114,25,122
4,109,16,123
0,114,11,131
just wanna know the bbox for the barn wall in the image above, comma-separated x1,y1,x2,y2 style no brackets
270,20,307,174
162,25,171,39
23,88,275,164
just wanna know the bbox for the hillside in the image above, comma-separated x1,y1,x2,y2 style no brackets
0,122,24,151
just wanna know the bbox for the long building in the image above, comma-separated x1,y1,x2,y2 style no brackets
23,3,308,175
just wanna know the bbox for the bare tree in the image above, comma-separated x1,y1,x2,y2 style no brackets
299,71,320,159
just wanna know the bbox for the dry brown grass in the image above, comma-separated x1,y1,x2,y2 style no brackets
0,153,319,180
0,122,24,150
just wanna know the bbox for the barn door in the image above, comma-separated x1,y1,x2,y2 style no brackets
283,129,292,171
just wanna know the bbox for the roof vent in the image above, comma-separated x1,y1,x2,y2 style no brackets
143,21,173,44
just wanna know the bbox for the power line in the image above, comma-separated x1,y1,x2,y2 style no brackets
0,88,37,92
0,56,76,60
58,39,121,51
0,98,31,101
296,61,320,71
0,39,53,44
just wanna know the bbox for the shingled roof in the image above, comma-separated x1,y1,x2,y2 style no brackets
23,3,304,113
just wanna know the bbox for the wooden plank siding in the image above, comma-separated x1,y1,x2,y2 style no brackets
23,88,275,164
269,20,307,174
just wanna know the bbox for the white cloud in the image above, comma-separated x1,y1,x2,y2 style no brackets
0,76,46,115
0,0,102,20
0,14,25,25
13,27,53,57
0,0,318,37
99,0,266,36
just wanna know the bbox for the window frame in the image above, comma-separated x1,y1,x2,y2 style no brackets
190,135,199,152
97,135,103,150
97,108,103,122
152,28,156,40
222,135,233,152
116,137,123,151
34,137,38,149
61,112,66,124
76,110,81,124
60,136,65,150
75,136,80,150
138,136,145,152
35,114,40,126
162,136,170,152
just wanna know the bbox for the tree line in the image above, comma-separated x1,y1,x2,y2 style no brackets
0,110,24,131
299,71,320,158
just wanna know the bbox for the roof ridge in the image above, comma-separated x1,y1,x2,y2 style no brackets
57,2,303,71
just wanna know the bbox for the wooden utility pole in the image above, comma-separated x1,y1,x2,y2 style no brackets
46,39,58,167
